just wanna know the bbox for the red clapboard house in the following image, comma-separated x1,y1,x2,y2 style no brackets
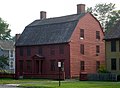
15,4,105,79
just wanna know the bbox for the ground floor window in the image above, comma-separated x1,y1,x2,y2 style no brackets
50,60,56,71
111,58,116,70
26,60,32,73
96,61,100,72
119,58,120,70
10,61,13,69
19,60,23,73
80,61,85,71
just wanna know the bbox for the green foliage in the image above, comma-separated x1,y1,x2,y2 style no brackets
0,55,9,73
105,10,120,31
98,65,108,73
87,3,120,31
0,17,12,40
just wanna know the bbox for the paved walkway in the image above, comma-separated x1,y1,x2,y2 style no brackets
0,84,20,88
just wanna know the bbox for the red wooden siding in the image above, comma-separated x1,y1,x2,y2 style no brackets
69,13,105,78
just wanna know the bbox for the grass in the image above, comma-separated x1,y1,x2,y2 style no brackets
0,78,120,88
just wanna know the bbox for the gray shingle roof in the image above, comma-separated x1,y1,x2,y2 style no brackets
104,20,120,40
0,40,14,50
16,13,85,46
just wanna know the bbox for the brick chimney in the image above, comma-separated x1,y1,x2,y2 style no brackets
15,34,21,42
77,4,85,14
40,11,46,19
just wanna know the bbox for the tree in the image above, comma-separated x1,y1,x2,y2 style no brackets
0,17,12,40
105,10,120,31
0,55,9,73
87,3,120,31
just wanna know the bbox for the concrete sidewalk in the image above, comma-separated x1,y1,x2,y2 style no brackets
0,84,20,88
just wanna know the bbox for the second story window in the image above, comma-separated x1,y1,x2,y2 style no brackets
38,47,43,55
80,29,84,39
111,40,116,52
96,45,100,54
50,47,55,55
27,47,31,56
59,46,64,54
20,48,23,56
96,31,100,40
80,44,84,54
10,50,14,57
119,40,120,52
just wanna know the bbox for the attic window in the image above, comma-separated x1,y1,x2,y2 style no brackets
80,29,84,39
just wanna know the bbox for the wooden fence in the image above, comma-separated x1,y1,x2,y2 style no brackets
80,73,117,81
0,73,15,78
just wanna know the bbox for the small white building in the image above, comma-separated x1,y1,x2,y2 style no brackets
0,40,15,73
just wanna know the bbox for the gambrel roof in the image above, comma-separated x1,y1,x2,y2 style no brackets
16,13,86,46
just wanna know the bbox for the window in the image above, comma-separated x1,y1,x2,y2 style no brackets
119,59,120,70
80,29,84,39
27,47,31,56
19,60,23,73
96,45,100,54
10,61,13,69
26,60,32,73
111,40,116,52
20,48,23,56
38,47,42,55
80,44,84,54
96,61,100,71
50,60,56,71
10,50,13,57
80,61,85,71
59,46,64,54
119,40,120,52
111,58,116,70
50,47,55,55
96,31,100,40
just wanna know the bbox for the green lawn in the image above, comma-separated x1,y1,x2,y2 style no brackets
0,78,120,88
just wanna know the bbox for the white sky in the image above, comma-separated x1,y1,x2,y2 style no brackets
0,0,120,36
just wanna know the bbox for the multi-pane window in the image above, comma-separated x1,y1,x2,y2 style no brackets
10,61,13,69
80,29,84,39
119,40,120,52
80,44,84,54
96,45,100,53
26,60,32,73
50,60,56,71
119,59,120,70
80,61,85,71
19,60,23,73
96,31,100,40
27,47,31,56
111,58,116,70
96,61,100,71
38,47,43,55
20,48,23,56
111,40,116,52
59,46,64,54
50,47,55,55
10,50,13,57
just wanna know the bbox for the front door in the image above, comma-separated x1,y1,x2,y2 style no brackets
35,60,43,74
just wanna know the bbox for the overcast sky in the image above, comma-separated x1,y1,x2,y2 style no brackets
0,0,120,36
